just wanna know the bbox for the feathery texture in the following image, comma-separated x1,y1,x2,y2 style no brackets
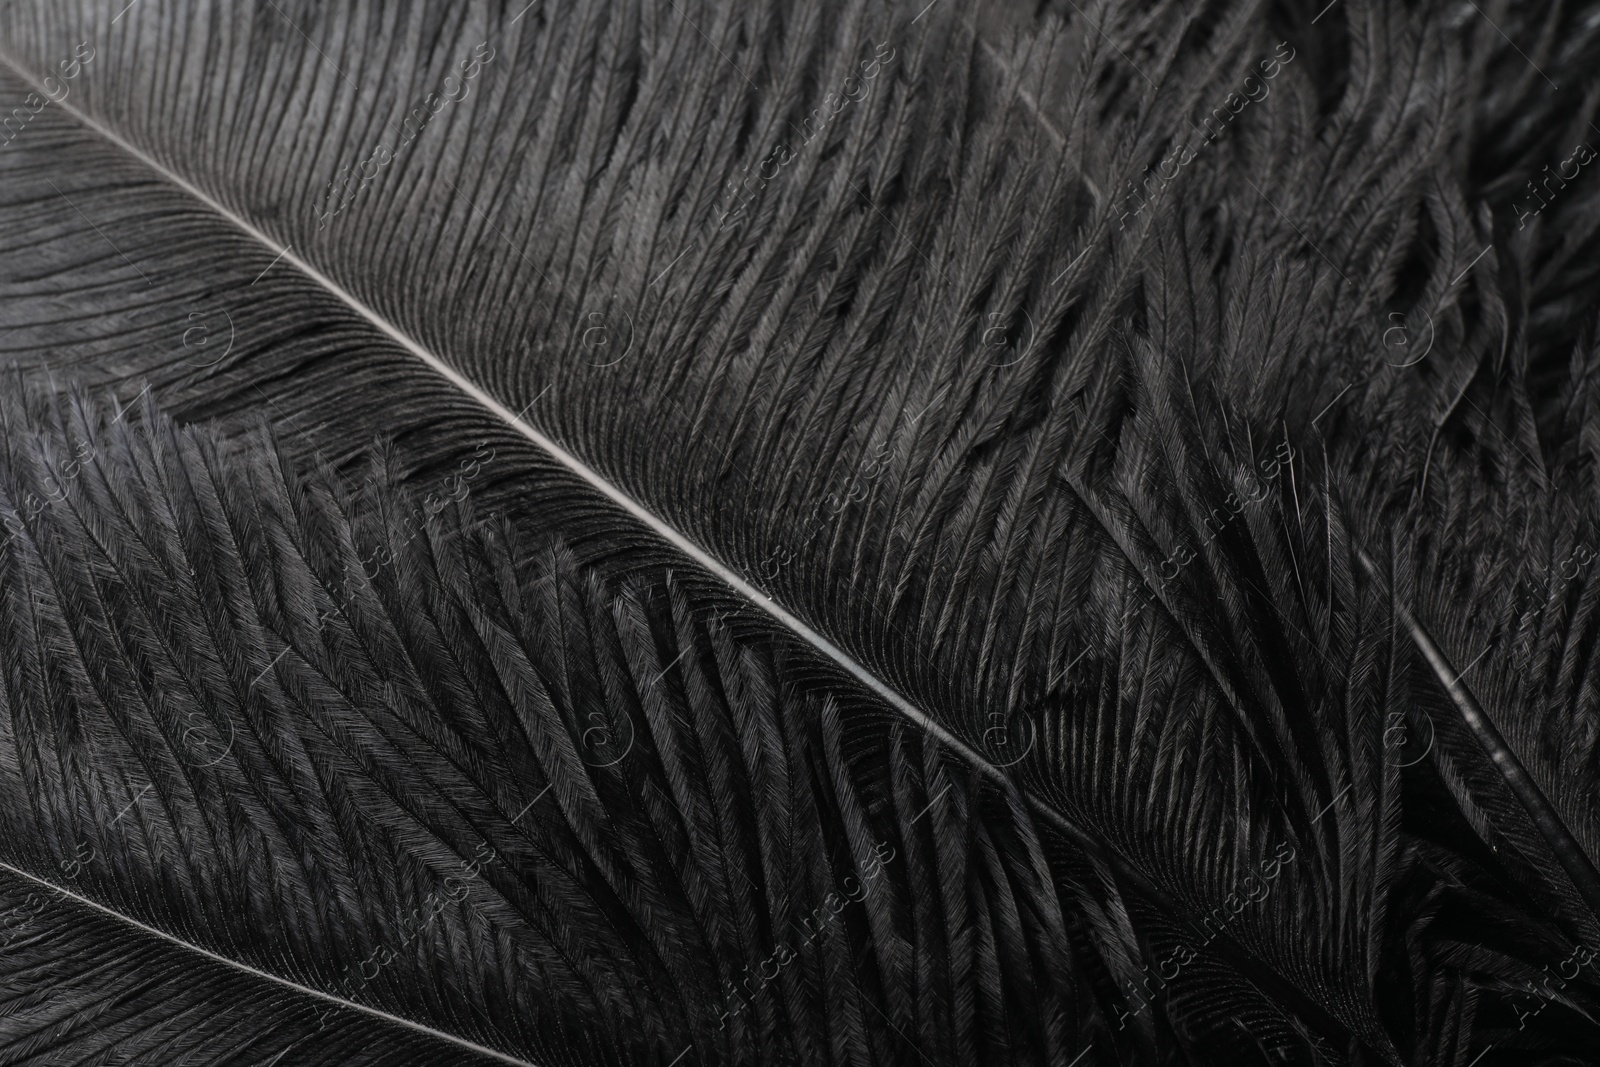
0,0,1598,1063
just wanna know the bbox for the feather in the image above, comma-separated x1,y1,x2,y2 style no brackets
2,0,1600,1062
0,386,1111,1064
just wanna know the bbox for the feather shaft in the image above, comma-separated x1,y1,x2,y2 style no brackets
1357,547,1600,921
0,860,545,1066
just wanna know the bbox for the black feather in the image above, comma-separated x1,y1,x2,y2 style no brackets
3,0,1600,1063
